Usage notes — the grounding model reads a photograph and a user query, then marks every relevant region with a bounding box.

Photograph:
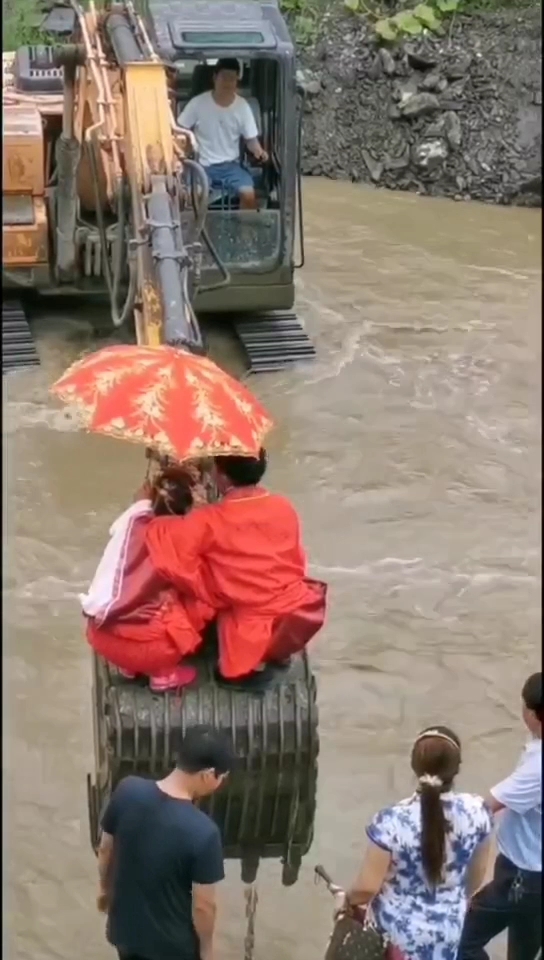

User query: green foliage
[3,0,49,51]
[349,0,460,40]
[436,0,460,10]
[412,2,442,27]
[344,0,539,41]
[280,0,320,46]
[342,0,377,12]
[374,16,398,37]
[392,9,428,32]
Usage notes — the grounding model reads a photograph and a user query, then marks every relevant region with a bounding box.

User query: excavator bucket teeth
[2,303,40,374]
[234,312,316,375]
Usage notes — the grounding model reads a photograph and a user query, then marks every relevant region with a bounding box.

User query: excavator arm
[57,0,207,350]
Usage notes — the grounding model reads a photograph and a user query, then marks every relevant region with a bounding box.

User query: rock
[404,44,438,72]
[305,79,323,96]
[379,48,396,76]
[448,80,467,98]
[331,60,357,86]
[394,77,419,102]
[296,69,322,96]
[445,56,472,80]
[443,111,462,150]
[362,149,384,182]
[533,91,542,106]
[399,92,441,118]
[517,175,541,197]
[314,42,328,63]
[413,139,449,171]
[438,99,463,112]
[350,168,361,183]
[464,155,480,176]
[394,55,410,78]
[368,55,382,81]
[425,117,446,137]
[388,105,401,120]
[419,72,443,92]
[385,152,410,171]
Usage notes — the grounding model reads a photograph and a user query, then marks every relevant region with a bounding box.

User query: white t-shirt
[179,91,258,167]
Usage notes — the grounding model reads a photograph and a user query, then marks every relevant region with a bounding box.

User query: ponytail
[420,781,448,887]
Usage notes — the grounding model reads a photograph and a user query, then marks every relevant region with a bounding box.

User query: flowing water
[3,180,541,960]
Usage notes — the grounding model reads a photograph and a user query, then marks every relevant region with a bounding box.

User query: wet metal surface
[3,180,541,959]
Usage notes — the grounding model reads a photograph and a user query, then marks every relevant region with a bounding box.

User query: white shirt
[178,91,258,167]
[491,737,542,872]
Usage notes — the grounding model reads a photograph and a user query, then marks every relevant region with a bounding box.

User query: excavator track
[2,302,40,374]
[233,312,316,375]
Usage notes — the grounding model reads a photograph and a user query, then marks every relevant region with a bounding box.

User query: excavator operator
[179,58,268,210]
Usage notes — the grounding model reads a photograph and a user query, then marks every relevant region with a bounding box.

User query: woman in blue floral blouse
[343,726,493,960]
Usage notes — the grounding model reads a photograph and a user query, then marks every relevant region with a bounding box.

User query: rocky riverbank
[297,8,542,205]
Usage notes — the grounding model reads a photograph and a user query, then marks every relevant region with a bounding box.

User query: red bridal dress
[82,500,215,677]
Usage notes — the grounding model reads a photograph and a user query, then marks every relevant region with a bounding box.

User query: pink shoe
[149,665,197,692]
[119,668,136,679]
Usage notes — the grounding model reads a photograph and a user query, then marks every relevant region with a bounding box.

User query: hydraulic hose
[183,159,231,293]
[86,134,136,328]
[182,158,209,241]
[199,228,231,293]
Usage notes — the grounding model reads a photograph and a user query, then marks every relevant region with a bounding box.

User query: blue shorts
[204,161,254,197]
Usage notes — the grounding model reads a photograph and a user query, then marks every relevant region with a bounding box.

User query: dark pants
[457,853,542,960]
[118,952,197,960]
[118,954,151,960]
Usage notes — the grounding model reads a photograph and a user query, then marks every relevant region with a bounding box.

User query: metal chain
[243,883,258,960]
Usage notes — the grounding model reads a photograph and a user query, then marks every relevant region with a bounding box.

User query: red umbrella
[51,344,274,460]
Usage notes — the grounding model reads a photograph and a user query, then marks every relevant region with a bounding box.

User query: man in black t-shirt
[96,725,235,960]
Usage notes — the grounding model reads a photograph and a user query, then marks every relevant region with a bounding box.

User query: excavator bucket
[87,651,319,886]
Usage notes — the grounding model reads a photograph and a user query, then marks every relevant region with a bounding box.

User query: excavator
[2,0,314,373]
[3,0,319,891]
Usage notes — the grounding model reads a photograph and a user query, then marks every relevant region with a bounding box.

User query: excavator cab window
[175,56,283,272]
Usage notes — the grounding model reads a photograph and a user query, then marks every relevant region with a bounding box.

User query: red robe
[85,508,215,675]
[146,486,327,678]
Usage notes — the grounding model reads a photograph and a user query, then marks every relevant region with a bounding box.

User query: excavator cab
[143,3,304,317]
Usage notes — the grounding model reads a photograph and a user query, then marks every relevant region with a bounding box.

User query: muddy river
[3,180,541,960]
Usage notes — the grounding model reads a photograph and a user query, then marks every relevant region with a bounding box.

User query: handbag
[324,912,387,960]
[316,865,388,960]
